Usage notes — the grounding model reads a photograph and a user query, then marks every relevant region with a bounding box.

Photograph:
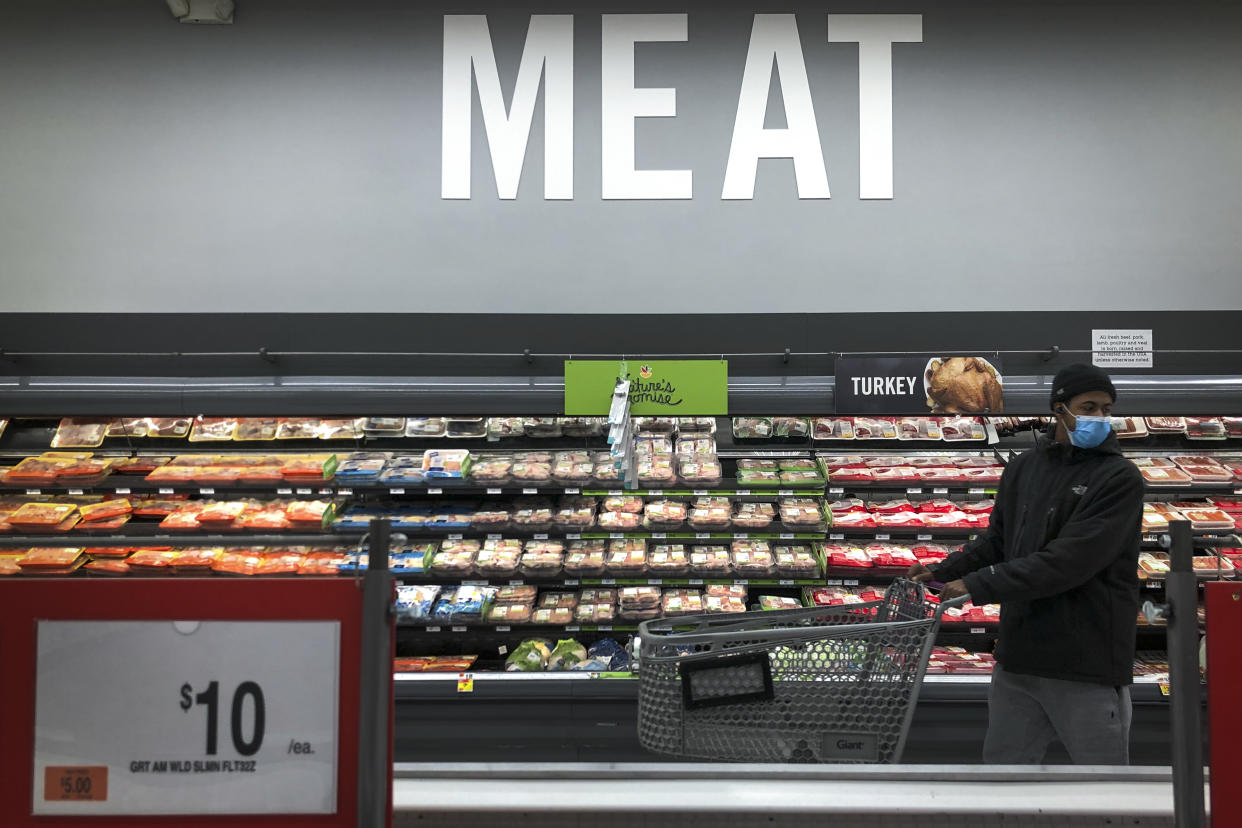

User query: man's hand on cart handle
[907,563,934,583]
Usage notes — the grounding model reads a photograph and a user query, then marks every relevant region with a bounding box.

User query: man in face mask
[908,363,1145,764]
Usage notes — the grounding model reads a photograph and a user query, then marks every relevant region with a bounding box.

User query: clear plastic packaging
[606,539,647,575]
[560,417,605,437]
[603,495,644,513]
[469,455,514,486]
[396,585,442,621]
[592,452,622,484]
[759,595,803,611]
[736,459,779,472]
[494,584,538,604]
[475,538,524,576]
[689,545,732,576]
[772,418,810,439]
[775,544,819,577]
[531,607,574,625]
[779,498,825,530]
[634,417,676,434]
[596,510,642,531]
[662,589,704,616]
[105,418,150,439]
[486,417,524,439]
[779,469,824,486]
[940,417,987,441]
[511,497,554,532]
[275,419,323,440]
[898,417,943,441]
[511,461,553,485]
[523,418,562,438]
[676,417,716,433]
[732,501,775,530]
[364,417,406,436]
[564,540,606,577]
[146,417,193,438]
[688,497,732,530]
[554,496,597,530]
[675,435,717,456]
[813,418,855,440]
[52,419,110,448]
[647,543,689,576]
[423,449,470,478]
[736,468,780,486]
[852,418,898,440]
[520,540,565,576]
[488,603,534,624]
[642,499,688,530]
[446,420,487,439]
[429,539,480,576]
[1144,417,1186,434]
[732,418,772,439]
[677,459,722,486]
[731,539,775,576]
[405,418,447,438]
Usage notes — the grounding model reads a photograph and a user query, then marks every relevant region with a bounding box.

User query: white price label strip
[33,620,338,816]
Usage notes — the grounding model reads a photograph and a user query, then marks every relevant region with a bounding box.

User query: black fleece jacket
[932,429,1145,686]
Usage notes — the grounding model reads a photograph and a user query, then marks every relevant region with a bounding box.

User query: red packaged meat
[827,498,867,513]
[874,511,925,527]
[829,511,876,528]
[915,468,967,483]
[917,499,959,514]
[871,466,918,483]
[1179,465,1232,483]
[819,455,866,469]
[830,467,873,483]
[1145,417,1185,433]
[1140,467,1193,486]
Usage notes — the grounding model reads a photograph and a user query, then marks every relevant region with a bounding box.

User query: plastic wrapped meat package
[553,496,597,530]
[403,418,446,438]
[731,539,775,577]
[774,544,819,578]
[606,539,647,575]
[732,418,772,439]
[511,458,553,485]
[899,418,942,441]
[940,417,987,441]
[675,434,716,457]
[736,459,779,472]
[428,539,479,576]
[306,418,362,440]
[813,418,855,440]
[1144,417,1185,434]
[520,540,564,577]
[647,543,689,576]
[634,417,676,434]
[779,498,825,530]
[771,418,810,439]
[636,456,676,487]
[736,468,780,486]
[678,458,722,486]
[676,417,716,434]
[618,586,662,621]
[830,466,873,484]
[233,418,279,441]
[732,501,775,530]
[662,589,704,617]
[364,417,406,436]
[823,544,874,569]
[704,584,747,614]
[759,596,803,611]
[1184,418,1227,440]
[564,540,607,577]
[779,469,825,486]
[852,418,898,440]
[642,499,687,530]
[603,495,644,514]
[422,449,470,478]
[596,509,641,531]
[689,545,731,576]
[147,417,193,438]
[559,417,605,437]
[510,497,554,532]
[468,454,513,486]
[486,417,524,439]
[51,419,110,448]
[475,539,523,577]
[446,419,487,439]
[188,417,239,442]
[592,452,622,484]
[105,418,150,439]
[551,452,594,486]
[688,497,731,530]
[1109,417,1148,439]
[487,602,534,625]
[523,418,562,438]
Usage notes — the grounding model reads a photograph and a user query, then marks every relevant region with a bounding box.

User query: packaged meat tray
[429,540,479,576]
[827,498,867,513]
[829,511,877,529]
[677,417,716,433]
[511,497,554,531]
[603,495,643,514]
[732,418,772,439]
[1185,417,1227,440]
[778,469,825,486]
[523,418,562,439]
[17,547,86,570]
[363,417,406,436]
[731,539,775,576]
[1128,456,1175,469]
[232,418,279,441]
[487,603,534,624]
[759,595,803,611]
[560,417,605,437]
[564,540,607,576]
[648,544,689,575]
[520,540,564,576]
[592,455,622,484]
[554,496,597,530]
[575,602,616,624]
[552,455,594,485]
[50,419,110,448]
[849,418,896,441]
[1179,509,1236,530]
[774,544,819,577]
[898,417,943,441]
[1178,465,1232,483]
[402,418,446,438]
[689,545,732,576]
[147,417,193,438]
[823,544,873,569]
[704,592,747,614]
[10,502,78,527]
[484,417,523,439]
[771,418,810,439]
[104,418,150,439]
[469,455,513,485]
[732,501,775,530]
[866,543,918,570]
[806,587,866,607]
[1138,552,1170,577]
[1140,467,1193,486]
[736,459,779,472]
[688,497,732,530]
[446,419,487,439]
[636,457,676,487]
[830,467,874,483]
[1109,417,1149,439]
[662,589,705,617]
[606,539,647,575]
[865,466,916,484]
[618,585,661,609]
[1222,418,1242,437]
[812,418,855,440]
[820,455,867,470]
[188,417,239,442]
[874,511,927,528]
[635,417,677,434]
[940,417,987,441]
[643,499,687,529]
[597,511,641,530]
[1145,417,1186,434]
[678,460,723,486]
[475,538,524,576]
[779,498,825,530]
[1192,556,1235,577]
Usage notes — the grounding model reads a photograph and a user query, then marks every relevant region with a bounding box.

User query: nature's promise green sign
[564,360,728,416]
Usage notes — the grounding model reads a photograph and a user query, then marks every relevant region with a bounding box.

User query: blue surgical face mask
[1061,410,1112,448]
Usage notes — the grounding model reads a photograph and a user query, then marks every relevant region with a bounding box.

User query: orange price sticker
[456,673,474,693]
[44,766,107,802]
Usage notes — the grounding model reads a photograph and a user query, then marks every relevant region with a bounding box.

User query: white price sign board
[1092,328,1153,368]
[33,620,339,816]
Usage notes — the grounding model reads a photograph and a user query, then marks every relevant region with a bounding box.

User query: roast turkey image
[924,357,1004,413]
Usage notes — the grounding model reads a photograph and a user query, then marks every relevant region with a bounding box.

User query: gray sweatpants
[983,665,1132,765]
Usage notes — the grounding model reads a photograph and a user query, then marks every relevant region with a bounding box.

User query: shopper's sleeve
[931,473,1007,583]
[962,464,1144,603]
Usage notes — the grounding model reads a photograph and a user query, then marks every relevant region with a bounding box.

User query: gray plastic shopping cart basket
[637,579,969,763]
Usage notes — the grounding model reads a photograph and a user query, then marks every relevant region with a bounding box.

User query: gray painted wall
[0,0,1239,313]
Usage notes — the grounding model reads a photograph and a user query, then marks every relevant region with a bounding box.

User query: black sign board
[835,356,1004,415]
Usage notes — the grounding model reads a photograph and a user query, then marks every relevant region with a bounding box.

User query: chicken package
[554,496,597,530]
[759,596,803,611]
[704,592,747,614]
[775,544,819,578]
[597,509,642,530]
[538,591,579,610]
[678,457,723,485]
[736,468,780,486]
[470,455,514,486]
[648,543,689,576]
[511,497,554,532]
[487,602,534,625]
[475,538,524,577]
[662,589,705,617]
[486,417,524,439]
[523,418,562,439]
[779,498,825,530]
[511,460,553,485]
[677,417,716,434]
[493,584,538,605]
[429,540,480,576]
[635,436,673,456]
[552,455,594,486]
[604,495,644,514]
[823,544,874,569]
[924,357,1003,414]
[564,540,607,577]
[731,539,775,577]
[520,540,565,577]
[643,499,688,530]
[470,506,512,531]
[690,545,732,576]
[560,417,605,437]
[779,469,825,486]
[618,585,662,610]
[732,501,775,530]
[592,453,623,484]
[635,417,677,434]
[871,466,919,483]
[606,539,648,575]
[830,511,877,529]
[688,497,732,530]
[636,456,676,487]
[363,417,406,436]
[737,459,779,472]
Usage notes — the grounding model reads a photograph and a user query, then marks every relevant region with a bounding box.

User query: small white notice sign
[33,620,339,816]
[1092,329,1153,368]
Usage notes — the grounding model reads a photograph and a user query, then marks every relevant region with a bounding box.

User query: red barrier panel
[0,577,389,828]
[1206,580,1241,827]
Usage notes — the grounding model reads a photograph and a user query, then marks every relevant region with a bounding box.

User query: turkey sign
[835,357,1004,415]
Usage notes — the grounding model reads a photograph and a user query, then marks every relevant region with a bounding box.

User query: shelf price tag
[688,578,703,585]
[295,488,312,496]
[917,534,933,541]
[829,534,845,541]
[564,579,579,586]
[159,488,176,495]
[875,534,891,541]
[907,488,923,495]
[608,490,623,496]
[487,534,502,541]
[427,488,443,495]
[779,533,795,540]
[337,488,352,496]
[566,533,582,540]
[564,488,580,495]
[456,674,474,693]
[115,488,131,496]
[648,578,663,585]
[389,488,406,495]
[844,579,859,586]
[533,533,549,540]
[933,488,949,495]
[695,533,710,539]
[734,533,749,540]
[779,580,795,586]
[736,489,751,496]
[486,488,502,495]
[451,626,467,633]
[968,488,986,495]
[276,488,293,495]
[198,488,214,496]
[25,488,42,496]
[425,626,441,632]
[67,489,84,496]
[32,620,338,816]
[829,487,844,495]
[651,532,666,539]
[522,488,537,495]
[778,489,794,496]
[692,490,708,496]
[610,533,624,539]
[970,627,986,634]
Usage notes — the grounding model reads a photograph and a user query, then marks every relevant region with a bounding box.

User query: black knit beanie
[1050,363,1117,409]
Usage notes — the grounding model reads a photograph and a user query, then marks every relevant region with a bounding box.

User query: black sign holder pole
[358,518,394,827]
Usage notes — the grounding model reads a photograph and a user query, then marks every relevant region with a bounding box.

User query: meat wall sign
[442,13,921,201]
[835,357,1004,415]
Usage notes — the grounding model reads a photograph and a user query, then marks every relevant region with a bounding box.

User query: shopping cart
[637,579,969,764]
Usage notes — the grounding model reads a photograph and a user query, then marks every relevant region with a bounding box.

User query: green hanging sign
[564,360,729,416]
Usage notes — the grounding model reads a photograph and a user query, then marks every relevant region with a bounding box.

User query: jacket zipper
[1011,504,1029,557]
